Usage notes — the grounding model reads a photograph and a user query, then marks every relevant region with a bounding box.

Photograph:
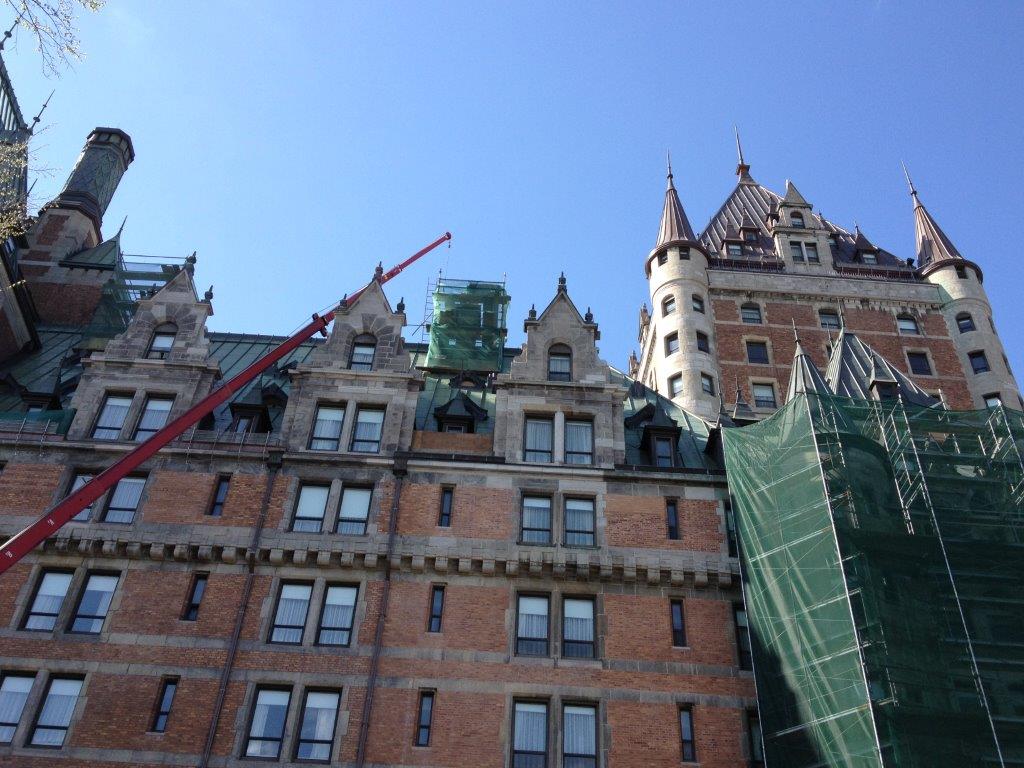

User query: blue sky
[5,1,1024,373]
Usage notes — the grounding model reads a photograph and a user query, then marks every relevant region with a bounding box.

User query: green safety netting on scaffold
[425,278,510,372]
[722,393,1024,768]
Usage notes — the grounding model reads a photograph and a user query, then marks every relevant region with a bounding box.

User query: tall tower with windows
[636,161,719,419]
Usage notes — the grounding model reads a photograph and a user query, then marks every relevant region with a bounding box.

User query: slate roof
[655,169,697,247]
[911,188,963,267]
[786,338,832,402]
[824,330,939,408]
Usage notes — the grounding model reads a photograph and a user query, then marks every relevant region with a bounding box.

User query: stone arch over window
[349,333,377,370]
[146,322,177,360]
[896,314,920,336]
[547,343,572,382]
[790,212,805,228]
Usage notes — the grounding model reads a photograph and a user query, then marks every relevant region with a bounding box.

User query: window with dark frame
[740,304,762,324]
[317,585,358,646]
[146,323,177,360]
[270,583,312,644]
[563,704,598,767]
[150,678,178,733]
[969,350,990,374]
[309,405,345,450]
[752,383,777,409]
[415,690,434,746]
[862,251,878,265]
[564,499,595,547]
[565,420,593,465]
[897,315,920,335]
[957,313,976,333]
[655,436,675,467]
[245,688,290,759]
[92,394,132,440]
[790,212,804,228]
[525,417,554,463]
[516,594,550,656]
[700,374,715,396]
[657,253,667,266]
[562,597,595,659]
[29,677,82,748]
[734,605,753,670]
[662,295,676,316]
[182,573,207,621]
[789,242,804,262]
[0,673,33,743]
[692,295,705,313]
[956,264,967,279]
[67,473,94,522]
[679,247,690,260]
[296,690,340,761]
[349,335,376,371]
[805,243,819,263]
[337,486,372,535]
[428,585,445,633]
[292,484,330,533]
[666,499,679,540]
[727,243,743,258]
[208,476,230,517]
[696,331,709,353]
[907,352,932,376]
[819,310,840,330]
[103,475,145,523]
[670,599,686,647]
[548,345,572,382]
[351,407,385,452]
[70,573,118,634]
[133,396,173,441]
[746,341,769,365]
[669,374,683,398]
[748,708,764,765]
[521,496,552,544]
[24,570,72,631]
[678,706,696,762]
[512,700,547,767]
[984,393,1002,409]
[665,332,680,356]
[438,487,453,527]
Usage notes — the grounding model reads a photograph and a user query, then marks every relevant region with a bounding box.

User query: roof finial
[0,16,18,52]
[666,150,675,190]
[734,125,751,180]
[29,90,54,134]
[792,319,800,344]
[115,215,127,238]
[900,160,917,196]
[204,285,214,302]
[557,272,567,293]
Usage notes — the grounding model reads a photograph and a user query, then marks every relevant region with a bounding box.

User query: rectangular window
[789,242,804,262]
[969,350,990,374]
[415,690,434,746]
[309,406,345,451]
[984,393,1002,409]
[512,701,547,767]
[748,709,764,765]
[438,487,453,527]
[695,331,709,353]
[0,674,34,743]
[270,583,312,644]
[564,420,593,465]
[725,500,738,558]
[521,496,552,544]
[525,417,554,463]
[563,704,597,767]
[670,599,686,647]
[564,498,595,547]
[862,252,878,265]
[350,342,376,371]
[133,397,173,441]
[70,573,118,634]
[30,677,82,747]
[208,476,230,517]
[727,243,742,258]
[897,316,920,335]
[245,688,290,759]
[741,305,762,324]
[752,383,777,409]
[907,352,932,376]
[957,314,976,333]
[297,690,340,762]
[428,585,445,633]
[562,598,595,659]
[24,570,72,631]
[350,407,384,453]
[548,351,572,381]
[67,473,94,522]
[669,374,683,398]
[150,678,177,733]
[292,484,330,533]
[92,394,132,440]
[805,243,819,263]
[679,707,696,762]
[655,437,674,468]
[516,595,550,656]
[734,605,753,670]
[147,331,175,360]
[337,487,372,535]
[700,373,715,396]
[746,341,769,365]
[665,333,680,355]
[819,311,840,330]
[666,499,679,540]
[102,476,145,523]
[662,296,676,316]
[317,585,357,646]
[182,574,208,622]
[691,295,705,313]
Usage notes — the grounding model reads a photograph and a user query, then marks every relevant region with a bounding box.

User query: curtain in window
[310,407,344,449]
[563,705,596,758]
[32,679,81,745]
[518,597,548,640]
[521,498,551,542]
[0,676,32,740]
[565,422,592,463]
[564,500,594,545]
[514,702,547,751]
[97,397,131,429]
[525,419,553,460]
[26,572,71,629]
[294,486,329,531]
[137,399,172,433]
[273,585,311,642]
[563,600,594,643]
[299,691,339,756]
[247,690,289,756]
[78,575,117,621]
[338,488,371,534]
[107,477,145,522]
[320,586,357,644]
[354,410,384,442]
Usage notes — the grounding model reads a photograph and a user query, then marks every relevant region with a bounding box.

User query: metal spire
[666,150,674,190]
[0,16,19,52]
[901,160,922,209]
[29,90,54,134]
[734,125,752,181]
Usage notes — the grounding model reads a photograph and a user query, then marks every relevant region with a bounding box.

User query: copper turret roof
[655,161,697,247]
[905,168,964,266]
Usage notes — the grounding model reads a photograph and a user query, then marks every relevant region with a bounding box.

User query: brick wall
[411,430,493,454]
[0,462,63,517]
[605,494,721,552]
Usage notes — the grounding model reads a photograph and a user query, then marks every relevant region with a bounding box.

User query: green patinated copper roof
[60,234,121,269]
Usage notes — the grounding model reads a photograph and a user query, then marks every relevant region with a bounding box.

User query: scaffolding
[722,393,1024,768]
[424,278,509,372]
[82,253,187,344]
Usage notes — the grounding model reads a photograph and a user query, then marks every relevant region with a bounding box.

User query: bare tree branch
[4,0,104,77]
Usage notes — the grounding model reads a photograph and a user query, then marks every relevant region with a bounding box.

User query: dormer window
[790,212,805,228]
[349,334,376,371]
[805,243,819,263]
[743,230,757,242]
[146,323,177,360]
[547,344,572,382]
[727,243,743,258]
[861,252,878,265]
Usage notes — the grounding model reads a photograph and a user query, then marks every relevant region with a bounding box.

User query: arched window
[547,344,572,381]
[349,334,376,370]
[146,323,177,360]
[741,303,762,324]
[662,295,676,316]
[896,315,920,335]
[956,312,976,333]
[790,212,805,228]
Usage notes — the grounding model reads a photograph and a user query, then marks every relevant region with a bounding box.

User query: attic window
[548,344,572,382]
[146,323,177,360]
[727,243,743,258]
[819,310,840,330]
[862,252,878,265]
[743,230,757,242]
[791,213,805,228]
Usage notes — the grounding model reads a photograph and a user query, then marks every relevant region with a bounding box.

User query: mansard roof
[825,330,939,408]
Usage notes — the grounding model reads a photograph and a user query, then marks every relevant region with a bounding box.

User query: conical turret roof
[656,162,696,247]
[786,337,831,403]
[905,172,963,266]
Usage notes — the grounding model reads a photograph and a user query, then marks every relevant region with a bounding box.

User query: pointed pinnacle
[734,125,744,165]
[29,89,54,133]
[792,319,800,344]
[900,160,917,196]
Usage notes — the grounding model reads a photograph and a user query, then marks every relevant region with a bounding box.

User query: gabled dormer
[851,227,880,265]
[777,180,814,231]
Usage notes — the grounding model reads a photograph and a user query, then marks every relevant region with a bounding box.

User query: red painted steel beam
[0,231,451,575]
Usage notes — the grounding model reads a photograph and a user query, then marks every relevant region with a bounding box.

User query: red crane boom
[0,232,452,575]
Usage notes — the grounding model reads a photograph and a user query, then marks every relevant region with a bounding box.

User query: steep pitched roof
[781,180,809,206]
[824,330,939,408]
[786,338,831,402]
[911,187,963,266]
[655,166,696,247]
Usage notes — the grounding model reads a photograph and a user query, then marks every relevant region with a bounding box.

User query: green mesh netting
[425,279,509,372]
[723,393,1024,768]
